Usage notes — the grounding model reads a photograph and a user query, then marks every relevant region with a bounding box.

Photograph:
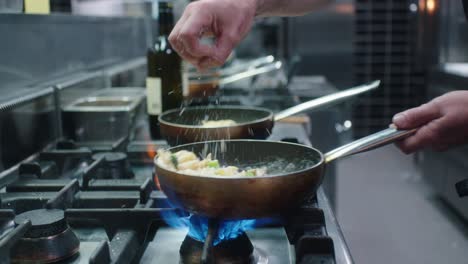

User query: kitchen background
[0,0,468,263]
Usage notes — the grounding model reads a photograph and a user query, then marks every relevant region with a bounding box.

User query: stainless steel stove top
[0,122,352,264]
[0,74,354,263]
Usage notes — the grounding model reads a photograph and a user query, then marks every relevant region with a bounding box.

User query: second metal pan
[159,80,380,145]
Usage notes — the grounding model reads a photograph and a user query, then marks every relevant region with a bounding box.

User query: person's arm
[257,0,331,16]
[169,0,332,70]
[392,91,468,153]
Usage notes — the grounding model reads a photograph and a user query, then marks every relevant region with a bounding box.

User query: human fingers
[210,31,238,66]
[431,111,468,151]
[392,102,441,130]
[175,5,217,59]
[186,28,238,70]
[177,45,201,65]
[396,117,445,154]
[195,57,219,71]
[169,9,191,56]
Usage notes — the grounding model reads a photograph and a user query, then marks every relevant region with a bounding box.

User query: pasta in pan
[200,119,237,127]
[156,149,267,177]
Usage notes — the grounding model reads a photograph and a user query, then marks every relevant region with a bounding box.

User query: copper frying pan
[155,126,416,219]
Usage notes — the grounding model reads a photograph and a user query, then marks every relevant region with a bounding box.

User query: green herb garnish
[207,160,220,168]
[170,154,178,169]
[245,169,256,177]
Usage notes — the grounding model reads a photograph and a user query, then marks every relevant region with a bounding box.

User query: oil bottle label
[146,77,162,115]
[24,0,50,14]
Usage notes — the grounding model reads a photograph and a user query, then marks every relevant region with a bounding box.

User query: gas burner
[180,233,257,264]
[10,209,80,263]
[91,152,134,179]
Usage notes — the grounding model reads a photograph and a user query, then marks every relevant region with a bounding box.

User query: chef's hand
[168,0,257,70]
[392,91,468,154]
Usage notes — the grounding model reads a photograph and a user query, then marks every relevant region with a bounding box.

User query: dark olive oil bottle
[147,1,187,139]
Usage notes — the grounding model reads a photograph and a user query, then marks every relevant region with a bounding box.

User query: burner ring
[180,232,255,264]
[91,152,134,179]
[11,209,80,263]
[14,209,67,238]
[11,228,80,263]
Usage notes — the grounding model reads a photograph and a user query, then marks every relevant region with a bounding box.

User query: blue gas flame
[161,209,259,245]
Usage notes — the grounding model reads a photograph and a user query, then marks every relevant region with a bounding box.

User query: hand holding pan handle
[324,125,417,163]
[274,80,381,121]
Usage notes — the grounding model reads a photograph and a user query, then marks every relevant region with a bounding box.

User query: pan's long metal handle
[324,126,417,163]
[218,61,282,85]
[220,55,275,76]
[273,80,381,122]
